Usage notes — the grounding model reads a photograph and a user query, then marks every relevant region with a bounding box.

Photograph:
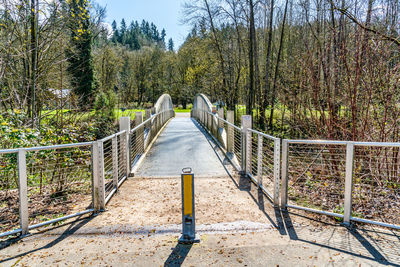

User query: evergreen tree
[120,18,127,44]
[67,0,96,110]
[161,28,166,48]
[150,23,159,41]
[111,20,119,43]
[168,38,174,51]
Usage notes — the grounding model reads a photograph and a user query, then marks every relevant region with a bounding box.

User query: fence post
[280,139,289,209]
[273,138,281,207]
[119,117,130,176]
[344,142,355,226]
[218,108,224,128]
[145,109,151,129]
[206,112,209,131]
[18,149,28,235]
[227,110,234,153]
[112,136,118,190]
[135,112,144,154]
[212,115,218,137]
[98,141,106,210]
[92,142,101,212]
[241,115,252,173]
[257,134,263,186]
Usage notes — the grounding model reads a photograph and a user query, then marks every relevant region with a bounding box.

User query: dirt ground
[0,173,399,266]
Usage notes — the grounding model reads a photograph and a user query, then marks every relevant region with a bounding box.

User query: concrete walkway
[136,113,228,178]
[1,176,398,266]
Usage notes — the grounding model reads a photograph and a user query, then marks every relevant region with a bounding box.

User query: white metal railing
[191,108,281,207]
[281,139,400,230]
[0,142,95,238]
[0,107,174,239]
[247,128,281,206]
[191,95,399,231]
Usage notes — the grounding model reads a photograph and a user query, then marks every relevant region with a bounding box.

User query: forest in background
[0,0,399,144]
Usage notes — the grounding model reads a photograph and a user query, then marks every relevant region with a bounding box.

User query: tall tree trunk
[260,0,274,130]
[247,0,256,118]
[204,0,228,99]
[268,0,288,130]
[29,0,39,126]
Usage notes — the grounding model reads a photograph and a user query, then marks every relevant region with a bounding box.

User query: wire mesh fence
[352,144,400,225]
[26,144,93,227]
[0,151,20,234]
[286,142,346,215]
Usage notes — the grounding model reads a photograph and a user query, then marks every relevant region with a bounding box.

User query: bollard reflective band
[183,174,193,216]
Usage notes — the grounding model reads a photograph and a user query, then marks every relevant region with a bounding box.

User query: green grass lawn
[116,109,145,120]
[174,108,191,113]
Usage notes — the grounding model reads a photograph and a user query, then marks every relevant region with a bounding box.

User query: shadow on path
[164,243,193,267]
[0,214,94,264]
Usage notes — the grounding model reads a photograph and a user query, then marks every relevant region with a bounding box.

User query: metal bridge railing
[247,129,281,206]
[192,104,399,230]
[191,109,281,206]
[0,108,175,239]
[281,140,400,230]
[0,143,95,239]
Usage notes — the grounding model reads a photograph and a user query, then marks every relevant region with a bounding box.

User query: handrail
[247,128,278,141]
[130,109,173,133]
[99,130,127,143]
[0,142,94,154]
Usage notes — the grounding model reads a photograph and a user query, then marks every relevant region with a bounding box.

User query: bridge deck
[136,113,228,178]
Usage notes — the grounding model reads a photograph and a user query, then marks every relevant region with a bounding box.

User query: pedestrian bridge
[0,94,399,266]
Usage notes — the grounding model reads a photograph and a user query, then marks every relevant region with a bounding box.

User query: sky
[95,0,191,48]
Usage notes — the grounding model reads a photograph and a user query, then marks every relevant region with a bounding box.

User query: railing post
[241,115,252,173]
[206,112,209,131]
[344,142,355,226]
[257,134,263,186]
[227,110,234,153]
[98,141,105,210]
[218,108,224,128]
[273,138,281,207]
[280,139,289,209]
[119,117,130,176]
[145,109,151,129]
[92,142,104,213]
[246,131,252,174]
[135,112,144,154]
[112,136,118,191]
[18,149,28,235]
[212,115,217,137]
